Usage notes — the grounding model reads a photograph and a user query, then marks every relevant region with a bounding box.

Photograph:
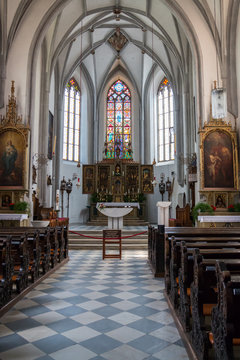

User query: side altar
[83,160,153,223]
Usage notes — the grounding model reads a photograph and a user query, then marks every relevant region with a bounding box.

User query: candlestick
[56,189,60,210]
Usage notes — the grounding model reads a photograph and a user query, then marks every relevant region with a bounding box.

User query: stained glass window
[63,78,80,162]
[157,77,174,162]
[106,80,132,159]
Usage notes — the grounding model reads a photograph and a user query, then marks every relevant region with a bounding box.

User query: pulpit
[97,202,140,229]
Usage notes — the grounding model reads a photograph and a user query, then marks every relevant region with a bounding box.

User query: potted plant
[13,201,29,213]
[192,202,214,224]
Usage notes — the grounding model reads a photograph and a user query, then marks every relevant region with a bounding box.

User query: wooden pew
[0,237,13,306]
[178,242,240,331]
[10,235,29,293]
[168,236,240,309]
[211,261,240,360]
[63,225,69,258]
[56,226,65,262]
[148,225,165,277]
[190,253,240,360]
[165,229,240,299]
[49,228,58,268]
[0,228,50,278]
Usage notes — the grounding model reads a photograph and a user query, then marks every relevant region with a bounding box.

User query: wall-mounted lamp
[66,179,73,218]
[159,175,166,201]
[60,177,66,217]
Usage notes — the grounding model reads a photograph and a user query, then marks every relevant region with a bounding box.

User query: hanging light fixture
[211,0,227,119]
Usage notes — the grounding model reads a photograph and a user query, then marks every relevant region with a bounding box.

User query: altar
[0,213,29,227]
[97,202,140,229]
[198,214,240,227]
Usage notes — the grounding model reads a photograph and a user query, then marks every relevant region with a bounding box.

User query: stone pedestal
[156,201,171,226]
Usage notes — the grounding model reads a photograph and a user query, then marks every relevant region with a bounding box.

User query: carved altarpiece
[0,81,30,209]
[199,118,238,209]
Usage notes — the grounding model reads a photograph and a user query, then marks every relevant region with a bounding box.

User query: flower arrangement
[228,204,240,212]
[192,202,214,224]
[98,203,106,210]
[9,203,15,210]
[211,205,216,211]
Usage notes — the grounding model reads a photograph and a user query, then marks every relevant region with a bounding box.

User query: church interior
[0,0,240,359]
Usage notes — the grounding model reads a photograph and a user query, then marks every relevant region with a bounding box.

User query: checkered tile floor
[0,251,189,360]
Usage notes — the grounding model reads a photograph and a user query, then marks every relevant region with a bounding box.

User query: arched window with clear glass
[105,79,132,159]
[63,77,80,162]
[157,78,174,162]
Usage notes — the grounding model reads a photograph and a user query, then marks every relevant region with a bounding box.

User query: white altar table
[96,202,139,229]
[0,213,29,227]
[198,215,240,227]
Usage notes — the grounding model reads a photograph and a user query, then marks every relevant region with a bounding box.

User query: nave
[0,250,189,360]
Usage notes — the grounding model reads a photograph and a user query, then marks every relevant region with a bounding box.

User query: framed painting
[0,129,28,189]
[0,192,13,209]
[98,165,110,192]
[0,81,30,190]
[82,165,95,194]
[214,192,228,209]
[126,165,139,193]
[141,165,153,194]
[199,120,238,191]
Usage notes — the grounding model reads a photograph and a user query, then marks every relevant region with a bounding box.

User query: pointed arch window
[63,78,80,162]
[106,79,132,159]
[157,77,174,162]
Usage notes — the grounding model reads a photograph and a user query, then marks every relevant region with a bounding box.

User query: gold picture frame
[199,119,238,191]
[0,192,13,209]
[0,81,30,190]
[82,165,95,194]
[140,165,153,194]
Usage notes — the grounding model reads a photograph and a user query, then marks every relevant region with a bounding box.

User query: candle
[53,136,56,155]
[56,189,60,210]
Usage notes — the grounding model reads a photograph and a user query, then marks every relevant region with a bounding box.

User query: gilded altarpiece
[0,81,30,209]
[82,161,153,200]
[199,119,238,208]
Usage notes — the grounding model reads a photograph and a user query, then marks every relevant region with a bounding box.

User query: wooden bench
[211,261,240,360]
[168,236,240,309]
[148,225,165,276]
[178,242,240,331]
[0,237,12,307]
[10,235,29,293]
[165,229,240,299]
[190,254,240,360]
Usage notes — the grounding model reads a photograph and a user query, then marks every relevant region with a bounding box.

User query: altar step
[86,219,149,227]
[68,230,148,250]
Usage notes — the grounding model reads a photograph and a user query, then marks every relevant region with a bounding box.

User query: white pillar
[156,201,171,226]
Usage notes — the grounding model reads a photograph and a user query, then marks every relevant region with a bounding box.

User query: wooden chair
[103,230,121,260]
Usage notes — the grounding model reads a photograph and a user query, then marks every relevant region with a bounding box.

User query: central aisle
[0,251,189,360]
